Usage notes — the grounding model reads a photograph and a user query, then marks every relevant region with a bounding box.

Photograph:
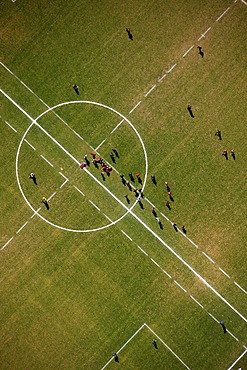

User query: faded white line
[162,269,172,279]
[48,192,56,201]
[158,73,167,82]
[1,237,14,250]
[167,63,177,73]
[89,200,101,211]
[216,7,230,22]
[95,139,106,151]
[234,282,247,295]
[4,120,17,132]
[151,258,160,268]
[241,0,247,4]
[182,45,194,58]
[121,230,133,241]
[190,295,204,309]
[110,119,124,134]
[40,154,54,167]
[73,185,85,196]
[145,324,191,370]
[219,267,230,279]
[59,179,68,189]
[24,139,36,150]
[59,171,68,181]
[227,347,247,370]
[202,251,215,264]
[145,84,156,97]
[129,100,142,114]
[101,324,146,370]
[137,245,149,256]
[174,280,187,293]
[16,221,29,234]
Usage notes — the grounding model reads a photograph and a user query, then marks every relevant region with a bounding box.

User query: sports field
[1,0,247,369]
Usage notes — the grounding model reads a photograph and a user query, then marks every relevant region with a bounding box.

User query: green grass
[1,0,247,369]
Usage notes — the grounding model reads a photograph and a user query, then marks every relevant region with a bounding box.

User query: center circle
[16,100,148,232]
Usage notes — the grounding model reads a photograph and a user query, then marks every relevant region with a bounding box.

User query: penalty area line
[144,324,191,370]
[4,120,17,132]
[101,324,146,370]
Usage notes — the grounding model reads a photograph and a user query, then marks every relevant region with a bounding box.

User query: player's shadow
[44,203,49,210]
[138,200,144,209]
[159,222,163,230]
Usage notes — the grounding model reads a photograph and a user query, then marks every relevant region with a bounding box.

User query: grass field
[1,0,247,369]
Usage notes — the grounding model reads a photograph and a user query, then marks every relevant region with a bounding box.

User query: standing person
[136,173,142,185]
[109,152,116,163]
[129,172,134,182]
[182,225,187,234]
[197,45,204,58]
[164,181,170,191]
[230,149,235,160]
[222,149,228,160]
[152,339,158,349]
[151,174,157,185]
[168,191,174,202]
[29,172,37,185]
[220,321,227,334]
[187,104,194,118]
[113,352,119,362]
[124,194,130,204]
[84,155,90,166]
[172,222,178,232]
[41,196,49,210]
[151,207,157,217]
[72,84,79,95]
[215,129,222,140]
[126,28,133,41]
[166,200,171,210]
[112,148,119,158]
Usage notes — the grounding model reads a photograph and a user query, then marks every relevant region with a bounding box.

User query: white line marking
[16,221,29,234]
[234,282,247,294]
[202,251,215,264]
[185,237,199,249]
[4,120,17,132]
[145,84,156,97]
[1,237,14,250]
[137,245,149,257]
[219,267,230,279]
[30,208,41,219]
[95,139,106,151]
[167,63,177,73]
[40,154,54,167]
[2,90,247,323]
[158,73,167,82]
[59,171,68,181]
[73,185,85,196]
[162,269,172,279]
[89,200,101,212]
[216,7,230,22]
[204,27,211,35]
[174,280,187,293]
[24,139,36,150]
[102,212,113,222]
[101,324,146,370]
[190,295,204,309]
[227,330,239,342]
[129,100,142,114]
[228,347,247,370]
[241,0,247,4]
[110,119,124,134]
[145,324,191,369]
[121,230,133,241]
[207,312,218,323]
[73,131,84,140]
[48,192,56,201]
[182,45,194,58]
[59,179,68,189]
[151,258,160,268]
